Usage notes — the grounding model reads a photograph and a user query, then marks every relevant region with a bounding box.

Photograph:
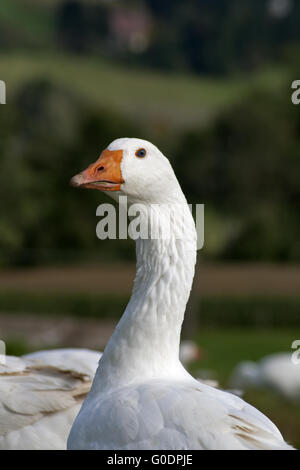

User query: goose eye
[135,148,147,158]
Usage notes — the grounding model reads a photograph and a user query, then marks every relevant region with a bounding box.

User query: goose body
[67,138,293,450]
[0,348,101,449]
[230,353,300,402]
[0,343,204,449]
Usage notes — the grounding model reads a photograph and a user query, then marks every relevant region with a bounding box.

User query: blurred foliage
[56,1,108,54]
[0,79,140,265]
[53,0,300,75]
[1,1,300,75]
[55,0,300,75]
[5,337,31,356]
[173,84,300,261]
[0,0,54,49]
[141,0,300,74]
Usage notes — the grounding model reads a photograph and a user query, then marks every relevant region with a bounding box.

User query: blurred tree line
[1,0,300,75]
[54,0,300,75]
[1,75,299,266]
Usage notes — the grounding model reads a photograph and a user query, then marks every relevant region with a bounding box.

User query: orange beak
[70,149,124,191]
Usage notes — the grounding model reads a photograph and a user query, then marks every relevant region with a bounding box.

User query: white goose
[0,348,101,449]
[229,353,300,403]
[67,137,294,450]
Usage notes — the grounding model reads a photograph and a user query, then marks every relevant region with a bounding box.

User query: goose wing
[0,348,101,449]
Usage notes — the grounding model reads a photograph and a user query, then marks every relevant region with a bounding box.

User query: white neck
[92,200,197,393]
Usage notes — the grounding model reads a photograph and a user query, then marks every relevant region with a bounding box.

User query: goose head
[70,137,183,204]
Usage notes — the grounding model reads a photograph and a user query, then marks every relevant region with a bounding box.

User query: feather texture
[0,348,101,449]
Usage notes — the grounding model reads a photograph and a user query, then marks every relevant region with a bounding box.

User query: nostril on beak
[97,166,104,172]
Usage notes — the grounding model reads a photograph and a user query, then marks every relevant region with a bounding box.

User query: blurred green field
[192,328,297,383]
[0,52,288,129]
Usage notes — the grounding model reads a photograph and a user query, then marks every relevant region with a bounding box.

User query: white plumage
[229,353,300,402]
[66,138,294,450]
[0,342,206,450]
[0,348,101,449]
